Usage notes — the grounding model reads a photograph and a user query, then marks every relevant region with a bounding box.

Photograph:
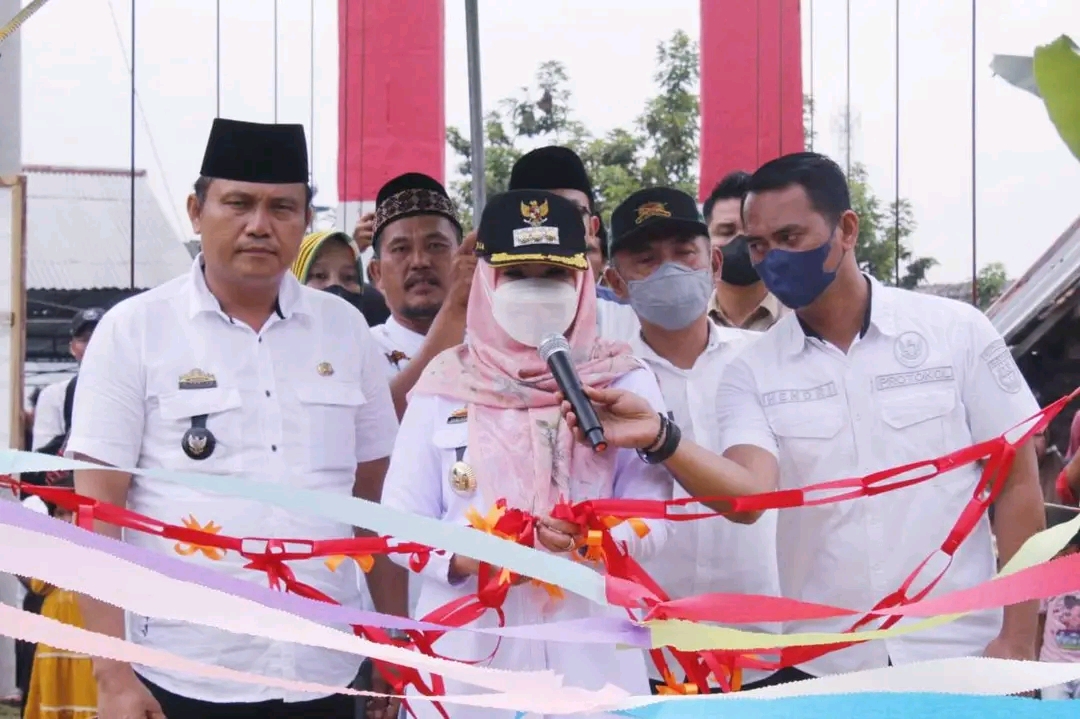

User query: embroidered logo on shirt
[386,350,410,369]
[174,515,226,560]
[317,362,335,377]
[980,339,1022,394]
[893,331,929,369]
[178,369,217,390]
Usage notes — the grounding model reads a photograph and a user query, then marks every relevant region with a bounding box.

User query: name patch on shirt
[981,339,1023,394]
[874,366,955,391]
[761,382,838,407]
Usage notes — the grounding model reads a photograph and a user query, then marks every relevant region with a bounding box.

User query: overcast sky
[15,0,1080,283]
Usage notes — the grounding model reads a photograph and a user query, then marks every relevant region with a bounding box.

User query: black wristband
[638,415,681,465]
[641,412,667,453]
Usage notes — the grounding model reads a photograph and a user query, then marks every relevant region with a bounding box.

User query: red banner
[698,0,805,200]
[337,0,445,210]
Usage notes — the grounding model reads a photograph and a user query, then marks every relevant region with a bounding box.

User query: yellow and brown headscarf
[291,231,360,284]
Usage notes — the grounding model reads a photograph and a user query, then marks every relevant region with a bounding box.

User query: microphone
[538,333,607,452]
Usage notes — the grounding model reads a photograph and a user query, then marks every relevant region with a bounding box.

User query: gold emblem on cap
[634,202,671,224]
[317,362,335,377]
[449,461,477,497]
[520,199,550,227]
[178,368,217,390]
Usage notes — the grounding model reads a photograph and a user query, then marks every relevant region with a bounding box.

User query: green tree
[976,261,1009,309]
[847,162,937,287]
[446,30,700,229]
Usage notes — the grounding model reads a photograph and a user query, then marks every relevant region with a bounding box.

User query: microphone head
[538,333,571,362]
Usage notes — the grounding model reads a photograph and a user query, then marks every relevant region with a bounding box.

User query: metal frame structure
[0,174,27,450]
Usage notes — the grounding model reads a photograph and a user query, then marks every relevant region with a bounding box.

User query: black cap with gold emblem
[609,186,709,255]
[475,190,588,272]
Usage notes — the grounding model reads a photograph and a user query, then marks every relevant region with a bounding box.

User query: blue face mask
[754,234,839,310]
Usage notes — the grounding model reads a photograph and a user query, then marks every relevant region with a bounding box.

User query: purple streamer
[0,500,648,648]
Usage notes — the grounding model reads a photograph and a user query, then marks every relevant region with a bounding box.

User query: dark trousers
[16,589,46,711]
[141,676,356,719]
[649,666,814,695]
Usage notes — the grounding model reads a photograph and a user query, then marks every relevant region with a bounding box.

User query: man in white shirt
[568,152,1046,685]
[507,146,640,342]
[366,173,473,417]
[31,308,104,452]
[67,118,403,719]
[604,187,782,692]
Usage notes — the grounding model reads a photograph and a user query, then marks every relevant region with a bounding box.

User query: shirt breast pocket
[156,388,244,473]
[432,424,473,510]
[766,404,846,484]
[296,381,366,472]
[878,386,957,472]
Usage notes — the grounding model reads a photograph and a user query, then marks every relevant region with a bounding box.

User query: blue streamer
[615,694,1075,719]
[0,450,608,604]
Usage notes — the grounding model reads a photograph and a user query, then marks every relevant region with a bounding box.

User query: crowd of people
[7,116,1080,719]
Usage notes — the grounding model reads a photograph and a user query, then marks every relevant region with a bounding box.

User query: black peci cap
[476,190,588,272]
[199,118,309,184]
[509,146,593,202]
[609,187,709,254]
[71,307,105,337]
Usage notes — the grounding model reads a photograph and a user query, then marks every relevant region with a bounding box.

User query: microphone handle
[547,351,607,451]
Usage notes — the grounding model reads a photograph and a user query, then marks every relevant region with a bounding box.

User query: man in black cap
[67,118,403,719]
[31,307,104,453]
[604,186,783,693]
[508,146,638,339]
[366,172,473,419]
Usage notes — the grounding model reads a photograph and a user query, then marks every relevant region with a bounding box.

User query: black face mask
[322,284,365,313]
[719,235,761,287]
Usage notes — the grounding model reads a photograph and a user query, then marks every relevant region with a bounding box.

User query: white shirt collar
[186,254,311,321]
[383,315,427,347]
[631,319,738,371]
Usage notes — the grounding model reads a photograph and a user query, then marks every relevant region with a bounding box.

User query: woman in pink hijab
[381,190,672,718]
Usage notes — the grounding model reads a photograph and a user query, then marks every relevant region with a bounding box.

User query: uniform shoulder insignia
[446,408,468,425]
[178,369,217,390]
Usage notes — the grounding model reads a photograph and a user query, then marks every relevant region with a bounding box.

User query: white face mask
[490,276,579,347]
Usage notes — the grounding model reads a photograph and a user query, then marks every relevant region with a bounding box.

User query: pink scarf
[412,262,641,514]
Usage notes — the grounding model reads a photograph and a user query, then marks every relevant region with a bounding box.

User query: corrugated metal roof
[985,214,1080,345]
[23,165,192,290]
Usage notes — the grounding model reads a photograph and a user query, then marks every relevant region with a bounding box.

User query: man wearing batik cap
[366,172,475,418]
[67,118,403,719]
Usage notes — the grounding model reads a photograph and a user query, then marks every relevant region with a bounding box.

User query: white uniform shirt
[32,379,68,450]
[381,368,672,719]
[597,296,640,343]
[65,257,399,703]
[633,322,781,686]
[370,316,426,378]
[715,277,1040,676]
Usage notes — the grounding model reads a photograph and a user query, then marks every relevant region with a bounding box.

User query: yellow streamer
[650,512,1080,651]
[0,0,51,46]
